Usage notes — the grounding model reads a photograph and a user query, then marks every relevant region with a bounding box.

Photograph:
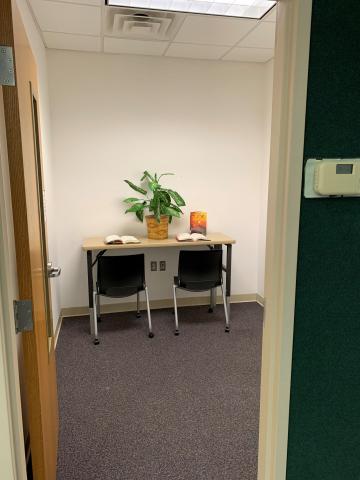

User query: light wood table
[82,232,235,331]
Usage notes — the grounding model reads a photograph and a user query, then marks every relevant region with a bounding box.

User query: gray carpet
[56,302,263,480]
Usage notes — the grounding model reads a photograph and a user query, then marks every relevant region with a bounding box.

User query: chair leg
[136,291,141,318]
[92,291,100,344]
[221,283,230,333]
[97,293,101,323]
[173,285,179,336]
[144,286,154,338]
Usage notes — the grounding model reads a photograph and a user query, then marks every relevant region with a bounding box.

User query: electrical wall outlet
[150,261,157,271]
[160,261,166,271]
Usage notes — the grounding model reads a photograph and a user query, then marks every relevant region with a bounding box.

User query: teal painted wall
[286,1,360,478]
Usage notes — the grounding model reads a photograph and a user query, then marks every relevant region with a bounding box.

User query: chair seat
[174,276,220,292]
[99,285,143,298]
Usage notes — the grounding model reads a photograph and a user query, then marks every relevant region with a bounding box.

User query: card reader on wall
[304,159,360,198]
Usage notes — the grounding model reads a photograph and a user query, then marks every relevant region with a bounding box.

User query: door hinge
[0,46,15,86]
[13,300,33,333]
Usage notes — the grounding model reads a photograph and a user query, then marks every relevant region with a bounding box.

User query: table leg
[209,288,217,312]
[226,244,232,317]
[87,250,94,335]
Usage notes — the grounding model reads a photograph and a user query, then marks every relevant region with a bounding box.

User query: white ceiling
[28,0,276,62]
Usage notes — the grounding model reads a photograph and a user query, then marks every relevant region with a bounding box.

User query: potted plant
[123,171,186,240]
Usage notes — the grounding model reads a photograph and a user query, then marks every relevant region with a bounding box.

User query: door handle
[47,262,61,278]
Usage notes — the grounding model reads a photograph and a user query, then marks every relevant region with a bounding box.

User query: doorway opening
[0,0,312,479]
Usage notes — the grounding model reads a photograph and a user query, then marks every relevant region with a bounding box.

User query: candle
[190,211,207,235]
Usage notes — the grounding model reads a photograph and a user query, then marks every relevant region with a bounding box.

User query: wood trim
[258,1,313,479]
[59,294,262,320]
[1,2,59,478]
[0,3,46,472]
[0,4,32,301]
[0,87,27,479]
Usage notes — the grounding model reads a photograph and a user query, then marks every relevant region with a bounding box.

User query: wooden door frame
[0,0,312,478]
[0,86,27,480]
[0,0,59,478]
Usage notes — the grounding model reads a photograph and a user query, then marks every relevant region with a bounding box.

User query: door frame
[258,0,313,479]
[0,0,312,478]
[0,86,27,480]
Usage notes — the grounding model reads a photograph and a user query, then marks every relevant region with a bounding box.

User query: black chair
[172,250,230,335]
[92,254,153,345]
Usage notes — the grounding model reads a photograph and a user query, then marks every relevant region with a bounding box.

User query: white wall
[16,0,61,332]
[47,50,273,309]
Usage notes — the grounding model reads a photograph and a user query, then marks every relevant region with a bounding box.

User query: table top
[82,232,235,251]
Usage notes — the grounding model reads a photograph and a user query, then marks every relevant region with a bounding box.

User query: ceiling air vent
[104,7,184,41]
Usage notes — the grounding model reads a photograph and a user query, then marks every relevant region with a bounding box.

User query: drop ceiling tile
[31,1,101,36]
[43,32,101,52]
[104,37,169,55]
[223,47,273,62]
[173,15,257,46]
[165,43,229,60]
[238,21,275,48]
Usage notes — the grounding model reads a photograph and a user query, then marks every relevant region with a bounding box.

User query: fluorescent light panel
[107,0,277,19]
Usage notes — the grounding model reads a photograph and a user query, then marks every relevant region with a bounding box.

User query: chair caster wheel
[148,332,154,338]
[136,313,141,318]
[93,338,100,345]
[208,308,213,313]
[174,330,179,336]
[225,326,230,333]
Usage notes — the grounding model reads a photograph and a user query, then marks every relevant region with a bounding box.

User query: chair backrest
[178,250,223,290]
[97,254,145,297]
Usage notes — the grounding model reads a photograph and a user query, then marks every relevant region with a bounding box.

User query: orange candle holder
[190,211,207,235]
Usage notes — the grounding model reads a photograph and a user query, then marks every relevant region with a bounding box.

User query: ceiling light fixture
[106,0,277,20]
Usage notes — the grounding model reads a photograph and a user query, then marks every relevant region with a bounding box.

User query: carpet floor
[56,302,263,480]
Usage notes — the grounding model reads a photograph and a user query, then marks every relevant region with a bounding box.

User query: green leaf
[158,172,174,181]
[124,180,147,195]
[136,209,144,222]
[123,197,141,203]
[168,189,185,206]
[125,203,145,213]
[164,206,181,218]
[169,204,183,213]
[141,171,155,182]
[158,190,171,206]
[148,181,159,192]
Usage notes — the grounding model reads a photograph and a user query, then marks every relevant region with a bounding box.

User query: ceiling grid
[28,0,276,61]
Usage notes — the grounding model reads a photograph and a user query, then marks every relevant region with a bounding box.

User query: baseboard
[256,294,265,306]
[60,293,264,319]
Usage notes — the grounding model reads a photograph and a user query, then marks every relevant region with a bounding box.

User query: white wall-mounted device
[304,158,360,198]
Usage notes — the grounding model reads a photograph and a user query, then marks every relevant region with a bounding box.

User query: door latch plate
[0,46,15,86]
[13,300,33,333]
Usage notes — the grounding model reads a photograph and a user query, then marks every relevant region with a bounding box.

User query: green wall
[286,1,360,478]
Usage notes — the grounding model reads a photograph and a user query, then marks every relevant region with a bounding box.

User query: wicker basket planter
[146,215,169,240]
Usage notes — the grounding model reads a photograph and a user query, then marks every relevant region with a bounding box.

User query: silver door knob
[47,262,61,278]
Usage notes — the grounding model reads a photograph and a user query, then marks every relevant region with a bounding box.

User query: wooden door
[0,1,59,479]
